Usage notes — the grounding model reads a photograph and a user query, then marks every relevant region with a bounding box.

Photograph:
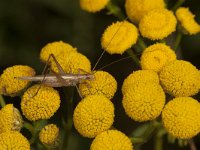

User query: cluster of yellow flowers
[79,0,200,147]
[0,0,200,149]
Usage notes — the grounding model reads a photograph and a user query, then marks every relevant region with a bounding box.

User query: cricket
[17,21,130,98]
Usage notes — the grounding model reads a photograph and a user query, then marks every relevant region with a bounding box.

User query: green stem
[142,121,162,141]
[174,31,183,51]
[126,49,141,67]
[154,129,167,150]
[106,1,125,20]
[0,95,6,107]
[130,137,144,144]
[23,121,34,134]
[137,36,147,50]
[172,0,186,12]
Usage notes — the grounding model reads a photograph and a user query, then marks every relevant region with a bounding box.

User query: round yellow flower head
[50,52,91,74]
[122,70,159,95]
[123,82,165,122]
[40,41,77,62]
[176,7,200,35]
[0,65,35,97]
[73,95,114,138]
[80,0,110,13]
[0,104,23,134]
[162,97,200,139]
[79,71,117,99]
[101,21,138,54]
[140,43,176,72]
[21,84,60,121]
[139,9,177,40]
[125,0,166,23]
[90,130,133,150]
[0,131,30,150]
[39,124,60,147]
[160,60,200,97]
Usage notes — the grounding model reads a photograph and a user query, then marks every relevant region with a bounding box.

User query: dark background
[0,0,200,149]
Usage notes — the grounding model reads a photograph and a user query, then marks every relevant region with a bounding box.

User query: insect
[17,21,133,98]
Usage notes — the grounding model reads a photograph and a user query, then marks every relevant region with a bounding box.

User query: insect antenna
[92,18,128,71]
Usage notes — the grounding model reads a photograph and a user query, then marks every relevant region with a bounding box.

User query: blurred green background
[0,0,200,149]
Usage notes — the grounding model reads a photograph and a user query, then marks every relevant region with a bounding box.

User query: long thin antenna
[92,18,128,71]
[97,56,132,71]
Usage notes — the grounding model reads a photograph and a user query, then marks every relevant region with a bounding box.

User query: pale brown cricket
[17,21,130,97]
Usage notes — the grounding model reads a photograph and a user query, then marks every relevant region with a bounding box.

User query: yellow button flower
[50,52,91,74]
[73,95,114,138]
[40,41,77,62]
[122,70,159,95]
[0,131,30,150]
[90,130,133,150]
[101,21,138,54]
[176,7,200,35]
[0,104,23,134]
[79,71,117,99]
[125,0,166,23]
[139,9,177,40]
[80,0,110,13]
[162,97,200,139]
[0,65,35,97]
[39,124,60,147]
[123,82,165,122]
[160,60,200,97]
[21,84,60,121]
[140,43,176,72]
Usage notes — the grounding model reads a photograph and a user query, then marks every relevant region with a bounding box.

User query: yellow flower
[140,43,176,72]
[160,60,200,97]
[176,7,200,35]
[139,9,177,40]
[162,97,200,139]
[0,65,35,97]
[125,0,166,23]
[122,70,159,95]
[123,82,165,122]
[39,124,60,147]
[73,95,114,138]
[0,131,30,150]
[21,84,60,121]
[50,52,91,74]
[0,104,23,134]
[79,71,117,99]
[40,41,77,62]
[101,21,138,54]
[90,130,133,150]
[80,0,110,13]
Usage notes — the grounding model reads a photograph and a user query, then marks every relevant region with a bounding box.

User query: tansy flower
[125,0,165,23]
[21,84,60,121]
[40,41,77,62]
[159,60,200,97]
[122,70,159,95]
[50,52,91,74]
[73,95,114,138]
[123,82,165,122]
[0,131,30,150]
[39,124,60,147]
[139,9,177,40]
[140,43,176,72]
[0,104,23,134]
[0,65,35,97]
[90,130,133,150]
[176,7,200,35]
[80,0,110,13]
[101,21,138,54]
[79,71,117,99]
[162,97,200,139]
